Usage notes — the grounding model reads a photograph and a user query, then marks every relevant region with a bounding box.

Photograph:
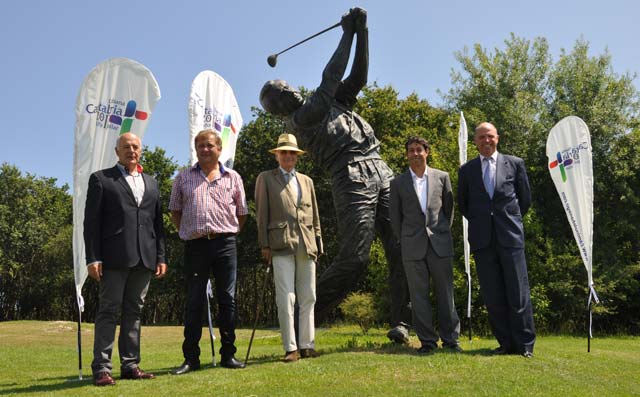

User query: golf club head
[267,54,278,68]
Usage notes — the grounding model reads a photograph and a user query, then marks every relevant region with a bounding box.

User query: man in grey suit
[457,122,535,358]
[84,132,167,386]
[390,136,461,354]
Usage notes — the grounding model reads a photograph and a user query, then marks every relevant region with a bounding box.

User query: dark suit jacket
[84,165,165,271]
[390,168,454,260]
[457,153,531,251]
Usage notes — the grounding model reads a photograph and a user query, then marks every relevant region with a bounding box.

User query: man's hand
[341,9,356,34]
[87,262,103,282]
[155,263,168,279]
[353,7,367,31]
[261,247,272,266]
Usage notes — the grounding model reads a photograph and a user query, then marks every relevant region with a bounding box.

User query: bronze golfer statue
[260,7,411,342]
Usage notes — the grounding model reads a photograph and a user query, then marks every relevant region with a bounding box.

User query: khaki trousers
[272,243,316,352]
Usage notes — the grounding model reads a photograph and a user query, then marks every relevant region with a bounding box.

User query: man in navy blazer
[84,132,167,385]
[457,122,535,357]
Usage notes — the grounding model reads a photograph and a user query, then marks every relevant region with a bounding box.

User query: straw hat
[269,133,305,154]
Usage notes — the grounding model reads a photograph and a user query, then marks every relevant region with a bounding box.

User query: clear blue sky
[1,0,638,188]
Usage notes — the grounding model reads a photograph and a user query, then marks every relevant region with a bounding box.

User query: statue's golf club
[267,21,341,67]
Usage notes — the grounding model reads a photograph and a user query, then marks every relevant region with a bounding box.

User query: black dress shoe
[490,346,511,355]
[416,344,437,355]
[221,356,246,369]
[386,324,410,344]
[443,344,463,353]
[171,361,200,375]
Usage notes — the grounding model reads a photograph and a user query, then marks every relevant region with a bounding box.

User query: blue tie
[483,157,494,199]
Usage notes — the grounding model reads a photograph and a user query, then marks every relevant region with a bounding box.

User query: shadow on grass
[318,334,501,357]
[0,376,93,395]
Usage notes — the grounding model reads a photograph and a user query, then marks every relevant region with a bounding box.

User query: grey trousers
[403,240,460,347]
[92,264,152,375]
[315,159,411,327]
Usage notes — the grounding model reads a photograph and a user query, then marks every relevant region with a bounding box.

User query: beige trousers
[272,243,316,353]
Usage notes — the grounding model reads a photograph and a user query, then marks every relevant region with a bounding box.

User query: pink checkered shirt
[169,162,248,241]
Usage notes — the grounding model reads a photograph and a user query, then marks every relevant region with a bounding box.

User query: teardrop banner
[188,70,243,168]
[546,115,599,351]
[458,111,473,341]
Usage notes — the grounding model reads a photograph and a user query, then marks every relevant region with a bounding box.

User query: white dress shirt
[410,167,428,216]
[116,163,145,206]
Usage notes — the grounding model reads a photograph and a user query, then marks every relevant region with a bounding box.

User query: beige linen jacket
[255,168,323,259]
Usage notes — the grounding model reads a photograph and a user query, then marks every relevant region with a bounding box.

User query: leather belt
[194,232,235,240]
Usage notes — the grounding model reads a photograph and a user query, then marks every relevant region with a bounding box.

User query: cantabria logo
[549,142,589,182]
[203,107,237,148]
[86,99,148,133]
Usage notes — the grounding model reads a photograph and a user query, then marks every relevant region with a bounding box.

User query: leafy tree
[445,34,640,333]
[0,163,72,320]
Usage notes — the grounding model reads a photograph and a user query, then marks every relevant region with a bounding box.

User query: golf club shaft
[244,267,271,365]
[275,21,340,56]
[207,297,216,366]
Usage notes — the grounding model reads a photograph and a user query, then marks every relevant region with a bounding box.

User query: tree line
[1,35,638,334]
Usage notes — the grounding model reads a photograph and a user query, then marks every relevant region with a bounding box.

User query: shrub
[339,292,376,335]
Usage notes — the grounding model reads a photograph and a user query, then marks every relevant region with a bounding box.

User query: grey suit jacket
[457,153,531,251]
[255,168,323,260]
[390,167,454,260]
[84,165,166,271]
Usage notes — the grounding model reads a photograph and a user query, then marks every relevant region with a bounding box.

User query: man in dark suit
[84,132,167,386]
[457,122,535,357]
[390,136,460,354]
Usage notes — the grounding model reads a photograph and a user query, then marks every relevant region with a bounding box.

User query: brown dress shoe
[121,367,155,380]
[283,350,299,362]
[94,372,116,386]
[300,348,320,358]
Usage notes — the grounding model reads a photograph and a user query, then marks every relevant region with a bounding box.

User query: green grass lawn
[0,321,638,396]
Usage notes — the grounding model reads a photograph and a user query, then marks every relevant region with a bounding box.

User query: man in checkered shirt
[169,130,248,374]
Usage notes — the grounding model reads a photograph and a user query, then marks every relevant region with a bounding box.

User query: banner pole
[467,273,472,342]
[586,285,598,353]
[587,299,592,353]
[77,298,83,380]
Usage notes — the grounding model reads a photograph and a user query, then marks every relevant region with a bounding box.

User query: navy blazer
[84,165,166,271]
[457,153,531,251]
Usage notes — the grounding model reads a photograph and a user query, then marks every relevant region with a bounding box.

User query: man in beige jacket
[255,133,323,362]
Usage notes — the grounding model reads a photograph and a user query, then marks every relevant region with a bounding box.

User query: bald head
[116,132,141,149]
[115,133,142,172]
[476,122,497,135]
[474,122,499,157]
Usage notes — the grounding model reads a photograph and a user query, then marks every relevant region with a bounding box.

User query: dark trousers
[182,236,238,363]
[315,159,411,327]
[92,264,152,374]
[474,227,536,353]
